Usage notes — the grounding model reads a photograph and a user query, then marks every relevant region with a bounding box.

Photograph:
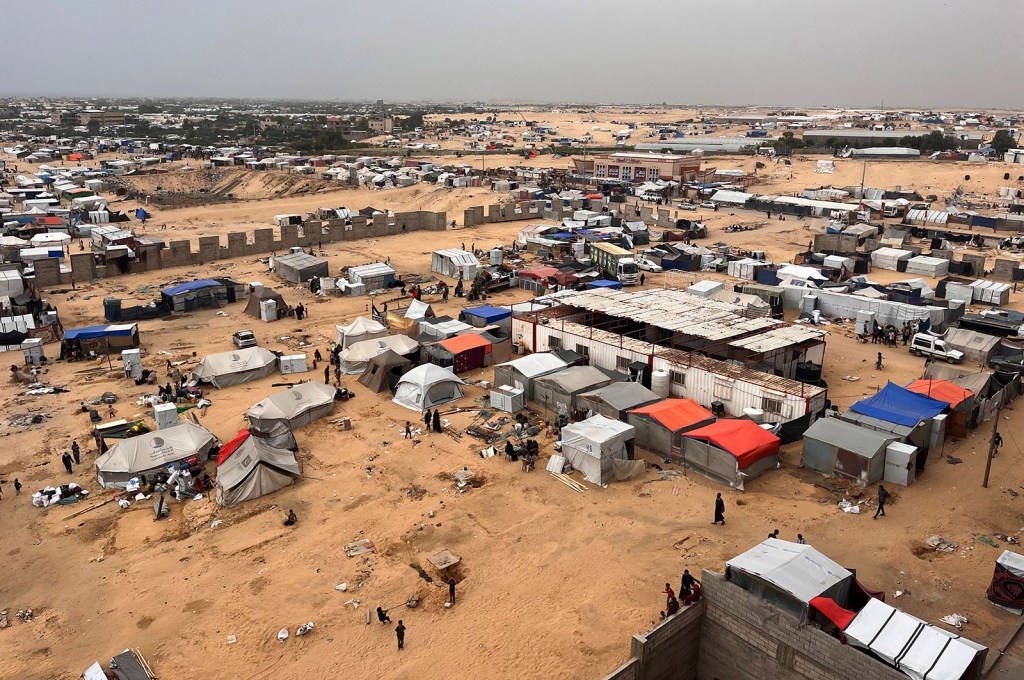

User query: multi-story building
[577,152,701,183]
[78,110,126,126]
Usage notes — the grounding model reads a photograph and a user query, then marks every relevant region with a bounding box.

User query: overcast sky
[6,0,1022,109]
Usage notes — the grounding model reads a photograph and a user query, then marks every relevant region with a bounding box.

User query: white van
[909,334,964,364]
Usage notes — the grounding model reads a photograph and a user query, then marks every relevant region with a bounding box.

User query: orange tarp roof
[438,333,491,354]
[629,398,713,431]
[904,379,972,407]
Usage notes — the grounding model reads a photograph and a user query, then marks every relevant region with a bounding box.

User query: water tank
[795,362,822,383]
[651,369,670,397]
[743,407,765,424]
[711,401,726,417]
[490,248,504,266]
[153,402,179,430]
[260,299,278,322]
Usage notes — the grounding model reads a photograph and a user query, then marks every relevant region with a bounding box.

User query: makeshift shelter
[944,328,1000,364]
[533,365,613,415]
[160,279,228,312]
[579,382,661,420]
[848,382,947,427]
[904,379,972,409]
[347,262,395,291]
[358,350,412,392]
[726,539,854,621]
[62,323,139,356]
[340,335,419,374]
[587,279,623,290]
[432,249,481,279]
[215,430,300,507]
[559,415,638,485]
[492,353,569,401]
[489,384,525,412]
[273,251,328,283]
[844,598,987,680]
[801,418,896,486]
[246,381,337,432]
[335,316,387,349]
[681,419,781,485]
[95,422,216,488]
[627,398,716,457]
[870,247,913,271]
[243,286,288,321]
[393,363,466,411]
[905,255,949,278]
[434,334,492,373]
[460,306,512,333]
[191,347,278,388]
[988,550,1024,612]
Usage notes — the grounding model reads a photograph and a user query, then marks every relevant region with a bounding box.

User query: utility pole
[982,407,1001,488]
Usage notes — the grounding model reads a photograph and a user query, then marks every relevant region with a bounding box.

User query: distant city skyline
[4,0,1022,110]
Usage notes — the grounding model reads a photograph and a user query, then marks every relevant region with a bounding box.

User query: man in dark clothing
[62,453,73,474]
[324,366,330,384]
[14,478,22,495]
[448,577,457,606]
[681,570,700,595]
[432,410,442,433]
[768,529,780,539]
[377,607,392,624]
[994,432,1003,454]
[424,409,432,432]
[395,620,406,650]
[874,485,890,519]
[71,440,81,465]
[713,492,725,525]
[640,273,646,286]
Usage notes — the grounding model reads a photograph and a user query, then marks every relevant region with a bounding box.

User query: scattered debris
[946,456,963,465]
[894,590,910,598]
[15,609,33,622]
[226,635,237,645]
[335,583,348,592]
[277,627,289,642]
[994,533,1020,545]
[838,499,861,514]
[344,539,376,558]
[940,613,968,630]
[0,611,8,628]
[978,536,1000,548]
[927,536,958,553]
[550,472,587,493]
[296,621,315,636]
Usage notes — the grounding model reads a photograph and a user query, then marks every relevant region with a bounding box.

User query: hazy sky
[6,0,1022,109]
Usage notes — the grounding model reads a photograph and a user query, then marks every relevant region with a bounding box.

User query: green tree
[900,130,958,154]
[990,130,1017,154]
[87,119,100,133]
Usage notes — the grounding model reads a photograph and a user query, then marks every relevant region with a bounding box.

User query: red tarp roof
[682,419,781,468]
[810,596,856,630]
[629,399,713,431]
[904,379,972,408]
[217,429,250,465]
[520,266,562,281]
[438,333,491,354]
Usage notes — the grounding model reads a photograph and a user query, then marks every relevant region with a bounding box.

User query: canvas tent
[844,597,987,680]
[905,255,949,278]
[871,247,913,271]
[215,429,300,507]
[492,353,569,401]
[243,286,288,320]
[335,316,387,349]
[533,365,613,415]
[273,251,328,283]
[432,249,481,279]
[246,381,337,432]
[944,328,1000,364]
[579,382,661,420]
[160,279,229,312]
[191,346,278,388]
[988,550,1024,612]
[559,415,638,485]
[358,350,412,392]
[801,418,895,486]
[627,398,716,457]
[95,422,217,488]
[433,334,492,373]
[726,539,854,622]
[681,419,781,486]
[393,363,466,411]
[347,262,396,291]
[460,306,513,333]
[340,335,419,374]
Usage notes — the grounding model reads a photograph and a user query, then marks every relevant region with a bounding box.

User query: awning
[809,596,856,630]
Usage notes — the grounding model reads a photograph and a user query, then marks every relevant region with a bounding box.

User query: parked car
[677,202,697,211]
[638,259,663,273]
[909,333,963,364]
[700,201,717,209]
[232,330,258,349]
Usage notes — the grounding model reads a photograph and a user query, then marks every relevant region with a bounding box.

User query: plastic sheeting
[849,382,947,427]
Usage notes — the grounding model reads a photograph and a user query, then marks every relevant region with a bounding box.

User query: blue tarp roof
[588,279,623,289]
[462,305,512,322]
[63,324,137,340]
[849,382,947,427]
[161,279,222,296]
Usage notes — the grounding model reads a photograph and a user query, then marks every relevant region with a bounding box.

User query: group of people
[321,344,344,385]
[60,440,82,474]
[867,321,915,347]
[503,439,539,471]
[373,578,458,650]
[661,569,702,619]
[423,409,443,434]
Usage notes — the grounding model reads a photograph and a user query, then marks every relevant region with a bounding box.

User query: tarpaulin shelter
[347,262,396,291]
[587,279,623,290]
[245,381,337,432]
[435,333,491,373]
[560,415,638,485]
[726,540,854,622]
[215,429,300,507]
[848,382,947,427]
[432,249,480,279]
[801,418,895,486]
[579,382,660,420]
[95,422,217,488]
[358,349,412,392]
[62,323,139,355]
[393,363,465,411]
[904,379,972,409]
[160,279,229,312]
[987,550,1024,611]
[335,316,387,349]
[191,347,278,388]
[627,398,716,457]
[273,251,328,283]
[340,335,419,374]
[844,597,987,680]
[681,419,781,485]
[809,596,856,631]
[533,365,613,415]
[460,305,512,333]
[492,353,569,401]
[243,286,288,320]
[29,232,71,247]
[944,328,1000,365]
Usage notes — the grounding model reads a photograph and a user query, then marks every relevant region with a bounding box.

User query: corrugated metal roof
[655,348,825,398]
[727,326,826,353]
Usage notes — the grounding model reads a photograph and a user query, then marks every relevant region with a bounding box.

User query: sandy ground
[3,141,1024,678]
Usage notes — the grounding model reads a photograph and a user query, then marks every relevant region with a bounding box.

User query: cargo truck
[589,242,639,285]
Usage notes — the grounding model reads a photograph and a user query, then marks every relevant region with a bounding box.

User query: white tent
[404,299,434,321]
[29,232,72,247]
[95,422,217,488]
[559,415,636,485]
[216,431,300,507]
[334,316,387,349]
[844,597,987,680]
[871,247,913,271]
[340,335,419,374]
[245,381,337,431]
[392,363,465,411]
[905,256,949,278]
[432,249,481,279]
[777,264,828,281]
[191,347,278,388]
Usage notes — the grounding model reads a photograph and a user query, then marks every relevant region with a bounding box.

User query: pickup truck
[909,333,963,364]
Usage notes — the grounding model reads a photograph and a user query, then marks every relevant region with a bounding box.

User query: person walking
[432,410,442,433]
[324,366,330,384]
[423,409,432,434]
[404,422,413,439]
[14,478,22,495]
[395,620,406,650]
[61,452,73,474]
[994,431,1003,455]
[71,440,81,465]
[713,492,725,525]
[874,485,890,519]
[448,577,457,606]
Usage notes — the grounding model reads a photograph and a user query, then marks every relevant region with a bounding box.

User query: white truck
[590,242,639,285]
[909,333,964,364]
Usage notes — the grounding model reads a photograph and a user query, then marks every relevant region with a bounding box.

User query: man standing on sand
[448,577,457,606]
[713,492,725,525]
[874,485,890,519]
[432,410,442,433]
[61,452,73,474]
[324,366,330,384]
[71,440,81,465]
[423,409,432,434]
[395,620,406,650]
[404,422,413,439]
[14,478,22,495]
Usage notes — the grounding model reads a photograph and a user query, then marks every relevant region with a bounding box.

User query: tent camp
[62,323,139,356]
[245,381,337,432]
[988,550,1024,612]
[191,347,278,388]
[726,539,854,622]
[680,419,781,486]
[340,335,419,374]
[492,353,569,401]
[627,398,716,457]
[335,316,387,349]
[801,418,896,486]
[95,422,216,488]
[393,363,466,411]
[533,365,613,415]
[844,597,987,680]
[848,382,947,428]
[215,429,300,507]
[273,251,328,283]
[432,249,481,279]
[358,350,412,392]
[579,382,661,420]
[432,334,492,373]
[559,415,639,485]
[243,286,289,321]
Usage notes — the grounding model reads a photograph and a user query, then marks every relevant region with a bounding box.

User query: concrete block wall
[70,252,96,281]
[960,253,986,275]
[632,600,703,680]
[33,258,64,287]
[813,234,860,254]
[993,258,1021,280]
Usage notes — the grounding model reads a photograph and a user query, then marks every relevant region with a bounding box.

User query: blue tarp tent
[161,280,222,297]
[63,324,137,340]
[849,382,947,427]
[588,279,623,290]
[460,306,512,324]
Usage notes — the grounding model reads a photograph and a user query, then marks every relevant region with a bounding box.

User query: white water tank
[260,299,277,322]
[153,402,179,430]
[490,248,504,266]
[651,369,670,398]
[22,338,44,366]
[743,407,765,424]
[122,349,142,378]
